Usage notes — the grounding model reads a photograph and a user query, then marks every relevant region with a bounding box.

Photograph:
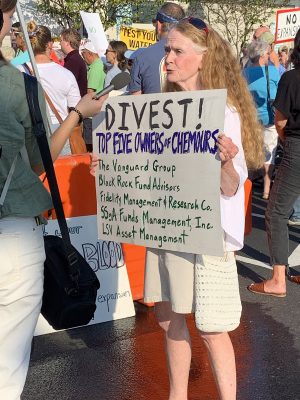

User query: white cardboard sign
[93,90,226,256]
[34,215,135,336]
[80,11,108,55]
[275,7,300,43]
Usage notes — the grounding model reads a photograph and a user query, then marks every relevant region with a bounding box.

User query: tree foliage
[188,0,290,56]
[37,0,163,30]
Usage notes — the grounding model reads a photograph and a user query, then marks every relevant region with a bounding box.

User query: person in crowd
[251,27,284,75]
[90,16,263,399]
[60,28,87,97]
[27,21,81,155]
[278,45,292,71]
[128,2,185,94]
[51,39,64,66]
[104,40,129,91]
[11,22,26,56]
[144,17,264,400]
[0,2,107,398]
[124,48,140,72]
[81,39,105,151]
[253,25,270,40]
[259,31,285,76]
[81,39,105,94]
[239,44,249,68]
[248,29,300,297]
[243,40,279,200]
[0,0,15,46]
[289,196,300,225]
[0,44,14,60]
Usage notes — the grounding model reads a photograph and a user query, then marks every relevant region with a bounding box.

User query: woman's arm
[217,134,240,197]
[274,109,287,141]
[50,92,107,161]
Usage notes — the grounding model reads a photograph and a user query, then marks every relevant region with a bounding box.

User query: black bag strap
[265,65,271,103]
[23,73,79,282]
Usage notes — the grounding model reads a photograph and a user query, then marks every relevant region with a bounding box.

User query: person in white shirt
[142,18,264,400]
[27,21,81,155]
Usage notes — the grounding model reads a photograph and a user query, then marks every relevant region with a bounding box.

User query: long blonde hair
[165,21,264,170]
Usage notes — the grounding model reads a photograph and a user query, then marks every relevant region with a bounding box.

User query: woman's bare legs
[155,302,191,400]
[200,332,236,400]
[263,163,275,198]
[155,302,237,400]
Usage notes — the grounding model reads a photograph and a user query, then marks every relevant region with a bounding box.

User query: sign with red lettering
[275,7,300,43]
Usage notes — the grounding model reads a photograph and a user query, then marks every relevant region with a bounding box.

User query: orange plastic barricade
[42,154,252,301]
[244,179,252,236]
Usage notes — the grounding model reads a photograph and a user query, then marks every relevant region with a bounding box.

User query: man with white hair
[81,40,105,94]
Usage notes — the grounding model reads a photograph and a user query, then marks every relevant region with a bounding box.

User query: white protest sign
[34,215,135,336]
[92,90,226,256]
[80,11,108,55]
[275,7,300,43]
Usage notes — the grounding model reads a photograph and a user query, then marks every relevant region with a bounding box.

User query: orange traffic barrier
[42,154,252,301]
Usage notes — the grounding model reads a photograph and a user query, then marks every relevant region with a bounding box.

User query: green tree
[37,0,163,30]
[188,0,290,56]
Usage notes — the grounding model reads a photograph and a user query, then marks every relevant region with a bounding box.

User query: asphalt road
[22,183,300,400]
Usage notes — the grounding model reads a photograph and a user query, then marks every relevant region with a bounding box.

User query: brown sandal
[247,282,286,297]
[287,275,300,285]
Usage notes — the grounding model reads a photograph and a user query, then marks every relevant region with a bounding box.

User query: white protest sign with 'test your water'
[92,90,227,257]
[80,11,108,55]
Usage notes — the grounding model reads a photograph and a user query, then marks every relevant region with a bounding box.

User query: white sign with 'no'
[275,7,300,43]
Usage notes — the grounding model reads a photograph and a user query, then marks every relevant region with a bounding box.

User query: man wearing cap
[81,40,105,151]
[259,32,282,69]
[81,40,105,94]
[254,28,286,76]
[128,2,185,94]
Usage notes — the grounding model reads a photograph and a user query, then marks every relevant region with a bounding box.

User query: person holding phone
[0,3,106,397]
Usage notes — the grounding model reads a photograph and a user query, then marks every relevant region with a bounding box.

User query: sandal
[247,282,286,297]
[262,192,269,200]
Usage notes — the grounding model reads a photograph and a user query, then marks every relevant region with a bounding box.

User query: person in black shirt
[248,29,300,297]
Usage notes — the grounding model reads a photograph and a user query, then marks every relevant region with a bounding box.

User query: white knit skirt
[145,248,242,332]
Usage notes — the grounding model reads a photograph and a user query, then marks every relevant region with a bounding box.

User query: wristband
[69,107,83,124]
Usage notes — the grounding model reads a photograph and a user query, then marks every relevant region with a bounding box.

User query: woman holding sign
[143,18,264,400]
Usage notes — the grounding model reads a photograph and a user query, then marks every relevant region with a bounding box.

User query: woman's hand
[90,153,100,176]
[217,133,239,162]
[75,93,108,119]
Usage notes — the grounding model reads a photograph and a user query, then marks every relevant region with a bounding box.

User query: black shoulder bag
[23,73,100,330]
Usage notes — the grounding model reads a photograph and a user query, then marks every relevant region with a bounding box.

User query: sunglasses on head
[182,16,208,34]
[153,11,179,25]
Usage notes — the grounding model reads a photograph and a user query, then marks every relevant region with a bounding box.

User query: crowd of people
[0,0,300,399]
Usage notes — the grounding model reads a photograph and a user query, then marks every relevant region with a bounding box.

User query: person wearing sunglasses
[142,17,264,400]
[0,2,107,397]
[127,2,185,95]
[104,40,129,92]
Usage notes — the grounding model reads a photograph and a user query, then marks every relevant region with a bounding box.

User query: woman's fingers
[217,134,238,160]
[89,153,100,176]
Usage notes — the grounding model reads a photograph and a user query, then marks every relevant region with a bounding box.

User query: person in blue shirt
[127,2,185,94]
[243,40,280,199]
